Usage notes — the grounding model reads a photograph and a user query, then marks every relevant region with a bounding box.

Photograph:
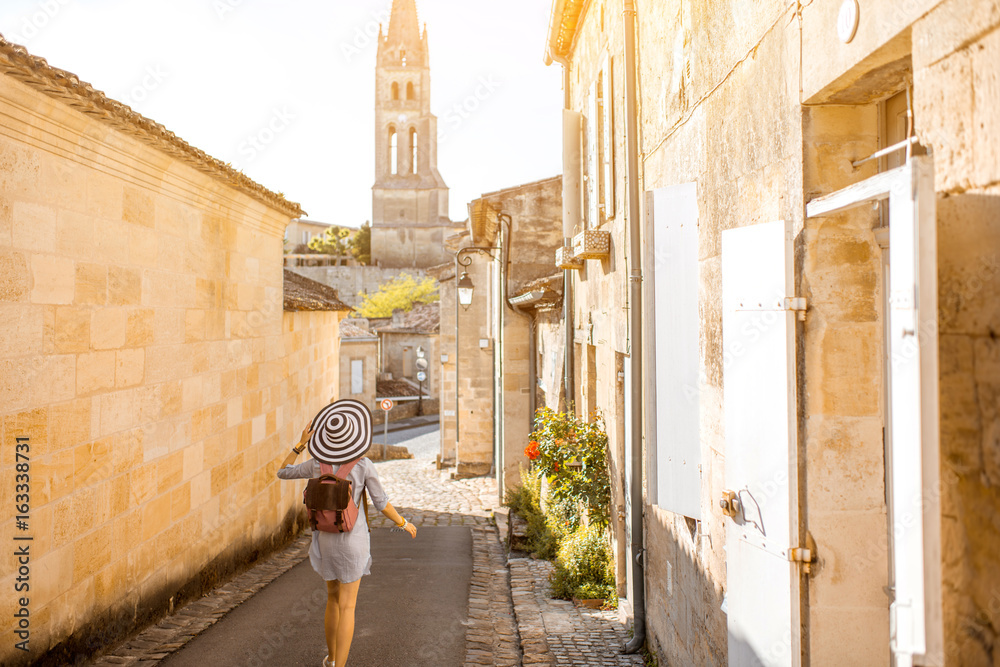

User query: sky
[0,0,563,226]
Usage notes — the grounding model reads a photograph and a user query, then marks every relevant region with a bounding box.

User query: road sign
[415,357,429,371]
[416,371,427,382]
[380,398,393,411]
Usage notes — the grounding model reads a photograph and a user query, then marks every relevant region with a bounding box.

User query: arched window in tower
[391,82,399,101]
[406,82,415,100]
[389,127,398,175]
[410,128,418,174]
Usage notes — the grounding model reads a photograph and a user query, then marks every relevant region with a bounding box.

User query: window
[389,127,398,175]
[351,359,364,395]
[406,82,415,100]
[586,63,612,228]
[391,82,399,100]
[410,128,418,174]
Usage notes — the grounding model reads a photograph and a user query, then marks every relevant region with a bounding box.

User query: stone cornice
[545,0,589,65]
[0,35,304,218]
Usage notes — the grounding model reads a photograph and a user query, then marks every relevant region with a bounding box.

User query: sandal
[323,656,334,667]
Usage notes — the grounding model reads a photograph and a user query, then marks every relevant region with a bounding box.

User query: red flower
[553,462,560,472]
[525,441,540,460]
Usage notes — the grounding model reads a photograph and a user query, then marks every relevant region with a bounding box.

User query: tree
[355,273,439,318]
[307,222,371,265]
[308,225,352,256]
[351,221,371,265]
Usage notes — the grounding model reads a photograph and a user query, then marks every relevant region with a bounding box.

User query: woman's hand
[403,522,417,539]
[298,425,314,446]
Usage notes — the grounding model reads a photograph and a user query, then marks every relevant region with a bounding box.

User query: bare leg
[325,580,340,662]
[334,578,362,666]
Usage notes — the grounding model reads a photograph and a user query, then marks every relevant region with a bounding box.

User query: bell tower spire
[371,0,456,268]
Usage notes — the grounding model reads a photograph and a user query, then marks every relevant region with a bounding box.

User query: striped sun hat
[307,399,373,465]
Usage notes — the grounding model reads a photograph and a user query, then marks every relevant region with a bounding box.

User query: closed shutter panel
[648,183,701,518]
[722,220,798,667]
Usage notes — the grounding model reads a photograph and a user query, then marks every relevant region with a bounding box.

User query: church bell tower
[371,0,455,268]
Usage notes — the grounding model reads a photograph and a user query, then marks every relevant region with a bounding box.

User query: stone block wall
[371,223,458,269]
[0,69,341,664]
[287,265,425,308]
[912,1,1000,663]
[339,337,378,409]
[437,255,495,474]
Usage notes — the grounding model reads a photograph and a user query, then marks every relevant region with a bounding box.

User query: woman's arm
[380,502,417,538]
[277,426,313,471]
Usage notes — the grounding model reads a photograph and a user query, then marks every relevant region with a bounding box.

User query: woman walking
[276,399,416,667]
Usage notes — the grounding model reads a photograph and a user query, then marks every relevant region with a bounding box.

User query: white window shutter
[648,183,701,519]
[722,219,798,667]
[602,57,615,220]
[888,157,942,667]
[587,84,600,228]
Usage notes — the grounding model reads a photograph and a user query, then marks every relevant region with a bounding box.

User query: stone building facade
[283,218,332,250]
[371,0,463,269]
[437,177,563,486]
[339,320,379,411]
[544,1,1000,666]
[0,40,350,665]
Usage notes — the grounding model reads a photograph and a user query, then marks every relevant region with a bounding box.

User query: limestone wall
[0,70,341,664]
[286,265,424,307]
[371,223,459,269]
[912,1,1000,663]
[339,338,379,411]
[437,256,496,475]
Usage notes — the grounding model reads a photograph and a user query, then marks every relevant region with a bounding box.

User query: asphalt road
[161,526,472,667]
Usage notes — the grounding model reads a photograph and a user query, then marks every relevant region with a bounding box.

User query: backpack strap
[319,462,334,476]
[335,459,370,526]
[335,459,361,478]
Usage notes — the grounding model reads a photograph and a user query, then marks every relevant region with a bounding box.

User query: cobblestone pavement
[510,559,645,667]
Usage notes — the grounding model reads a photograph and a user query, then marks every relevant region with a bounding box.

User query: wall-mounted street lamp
[457,271,475,310]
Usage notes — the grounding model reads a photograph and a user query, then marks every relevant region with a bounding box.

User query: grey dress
[277,457,389,583]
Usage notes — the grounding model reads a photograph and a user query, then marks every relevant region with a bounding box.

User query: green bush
[550,524,616,601]
[504,467,559,559]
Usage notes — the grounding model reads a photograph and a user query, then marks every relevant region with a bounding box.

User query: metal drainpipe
[622,0,646,655]
[557,64,576,413]
[453,255,462,472]
[528,313,537,434]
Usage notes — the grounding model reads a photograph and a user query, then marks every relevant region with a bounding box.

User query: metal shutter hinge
[783,297,808,321]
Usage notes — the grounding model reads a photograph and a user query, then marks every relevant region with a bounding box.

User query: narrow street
[89,424,642,667]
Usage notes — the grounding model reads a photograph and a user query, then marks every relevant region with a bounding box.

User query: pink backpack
[303,460,369,533]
